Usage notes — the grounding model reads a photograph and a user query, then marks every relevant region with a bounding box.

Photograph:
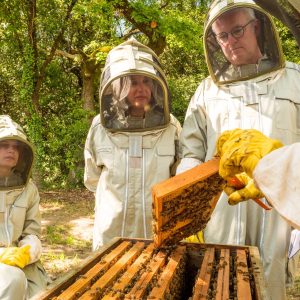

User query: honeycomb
[152,159,225,247]
[37,239,267,300]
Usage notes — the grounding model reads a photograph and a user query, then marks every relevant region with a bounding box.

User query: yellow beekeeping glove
[0,245,31,268]
[225,172,264,205]
[184,231,204,243]
[217,129,283,181]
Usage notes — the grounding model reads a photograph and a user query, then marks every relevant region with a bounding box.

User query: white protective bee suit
[84,39,181,250]
[254,143,300,231]
[253,142,300,282]
[0,115,49,299]
[176,1,300,299]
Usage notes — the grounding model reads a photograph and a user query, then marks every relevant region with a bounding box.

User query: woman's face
[127,75,153,109]
[0,140,20,170]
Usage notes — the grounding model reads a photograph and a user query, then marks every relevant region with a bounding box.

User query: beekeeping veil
[0,115,34,190]
[204,0,285,85]
[99,39,171,131]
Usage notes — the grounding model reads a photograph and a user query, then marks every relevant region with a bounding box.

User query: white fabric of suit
[177,62,300,300]
[0,115,49,299]
[84,114,181,249]
[254,143,300,231]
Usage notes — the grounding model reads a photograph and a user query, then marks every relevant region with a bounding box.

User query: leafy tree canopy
[0,0,299,188]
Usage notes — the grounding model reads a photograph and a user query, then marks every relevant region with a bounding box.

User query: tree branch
[32,0,78,115]
[113,0,167,55]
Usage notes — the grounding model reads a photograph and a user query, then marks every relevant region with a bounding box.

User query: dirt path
[39,189,94,280]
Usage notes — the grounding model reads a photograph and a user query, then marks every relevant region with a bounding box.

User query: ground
[39,190,300,299]
[40,189,94,281]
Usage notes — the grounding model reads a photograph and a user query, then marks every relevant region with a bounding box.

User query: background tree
[0,0,299,188]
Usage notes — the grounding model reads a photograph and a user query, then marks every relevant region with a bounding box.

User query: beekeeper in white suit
[84,39,181,250]
[216,128,300,287]
[0,115,49,299]
[176,1,300,299]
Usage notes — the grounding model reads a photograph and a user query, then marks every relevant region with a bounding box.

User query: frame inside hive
[34,238,268,300]
[152,158,225,247]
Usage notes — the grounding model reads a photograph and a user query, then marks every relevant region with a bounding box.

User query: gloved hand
[18,234,42,264]
[225,172,264,205]
[184,231,204,243]
[217,128,283,180]
[0,245,31,268]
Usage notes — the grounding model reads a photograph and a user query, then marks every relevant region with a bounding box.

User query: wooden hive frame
[188,243,269,300]
[33,238,268,300]
[152,158,225,247]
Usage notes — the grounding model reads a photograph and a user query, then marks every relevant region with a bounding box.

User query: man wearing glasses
[211,7,277,81]
[177,1,300,299]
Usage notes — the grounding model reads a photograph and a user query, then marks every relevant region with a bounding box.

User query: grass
[41,223,92,279]
[45,224,91,247]
[39,190,94,280]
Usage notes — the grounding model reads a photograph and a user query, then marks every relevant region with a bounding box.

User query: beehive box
[152,158,225,247]
[34,238,268,300]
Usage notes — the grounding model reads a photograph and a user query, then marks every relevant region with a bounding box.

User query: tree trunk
[82,71,95,112]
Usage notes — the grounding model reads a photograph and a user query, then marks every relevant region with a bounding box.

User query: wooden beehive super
[34,238,268,300]
[152,158,225,247]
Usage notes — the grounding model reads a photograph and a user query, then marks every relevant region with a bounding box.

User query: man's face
[0,140,20,170]
[212,10,262,66]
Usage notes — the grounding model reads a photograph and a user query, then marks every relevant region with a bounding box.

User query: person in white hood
[0,115,49,299]
[176,1,300,299]
[84,39,181,250]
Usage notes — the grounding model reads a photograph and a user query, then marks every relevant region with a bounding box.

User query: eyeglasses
[214,19,255,43]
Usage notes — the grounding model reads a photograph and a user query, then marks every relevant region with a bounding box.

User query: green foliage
[41,108,91,189]
[275,19,300,64]
[1,0,299,190]
[162,38,208,124]
[168,76,202,124]
[159,4,208,124]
